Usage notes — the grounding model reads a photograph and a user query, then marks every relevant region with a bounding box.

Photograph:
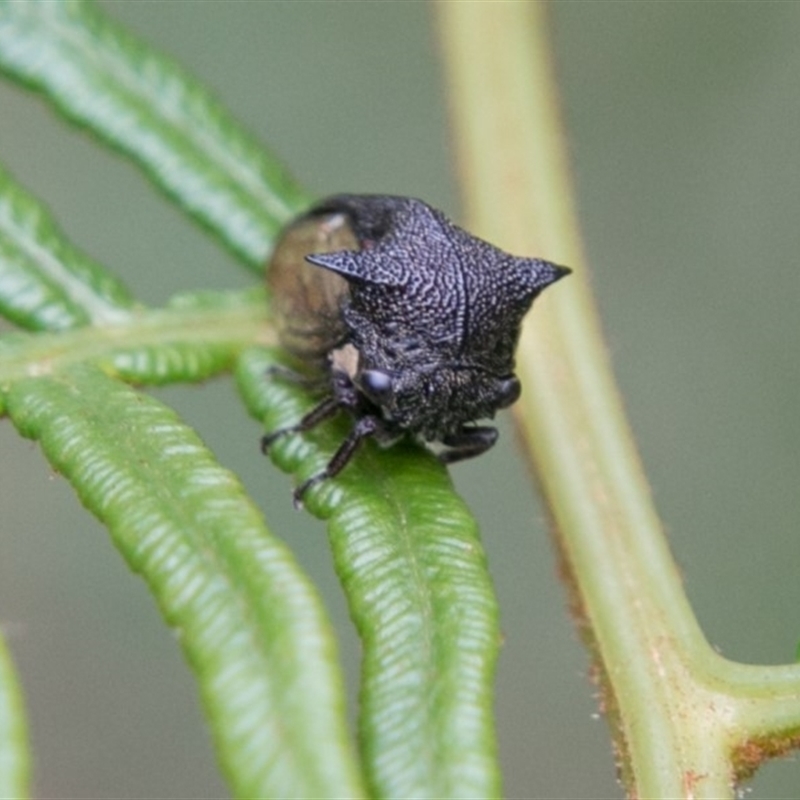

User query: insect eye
[359,369,394,405]
[496,376,521,408]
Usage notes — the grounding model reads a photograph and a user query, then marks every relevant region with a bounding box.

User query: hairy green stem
[438,3,800,797]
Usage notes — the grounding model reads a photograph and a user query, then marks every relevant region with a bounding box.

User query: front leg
[293,414,388,508]
[260,366,357,453]
[261,395,341,453]
[439,425,499,464]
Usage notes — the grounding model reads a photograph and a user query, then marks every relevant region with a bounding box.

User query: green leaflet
[0,164,135,331]
[237,347,502,800]
[0,635,30,800]
[5,365,366,800]
[0,0,312,268]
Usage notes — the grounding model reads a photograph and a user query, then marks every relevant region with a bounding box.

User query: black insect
[262,194,570,506]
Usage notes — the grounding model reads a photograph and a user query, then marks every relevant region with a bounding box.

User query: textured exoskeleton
[264,194,570,505]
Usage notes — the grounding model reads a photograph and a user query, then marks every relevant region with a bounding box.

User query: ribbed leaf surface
[238,347,502,800]
[5,365,366,800]
[106,288,272,384]
[0,0,312,268]
[0,635,29,800]
[0,164,135,330]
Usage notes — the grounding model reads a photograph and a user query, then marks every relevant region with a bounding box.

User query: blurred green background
[1,2,799,798]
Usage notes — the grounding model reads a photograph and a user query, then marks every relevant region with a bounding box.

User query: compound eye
[496,376,521,408]
[359,369,394,405]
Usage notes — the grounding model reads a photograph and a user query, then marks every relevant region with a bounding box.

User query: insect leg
[293,414,384,508]
[439,426,499,464]
[260,395,341,453]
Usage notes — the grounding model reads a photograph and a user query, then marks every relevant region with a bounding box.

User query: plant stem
[0,290,271,389]
[438,3,800,797]
[0,635,29,800]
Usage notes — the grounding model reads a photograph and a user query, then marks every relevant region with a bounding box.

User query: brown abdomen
[266,211,356,366]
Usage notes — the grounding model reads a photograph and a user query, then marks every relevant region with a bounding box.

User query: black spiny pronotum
[262,194,570,506]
